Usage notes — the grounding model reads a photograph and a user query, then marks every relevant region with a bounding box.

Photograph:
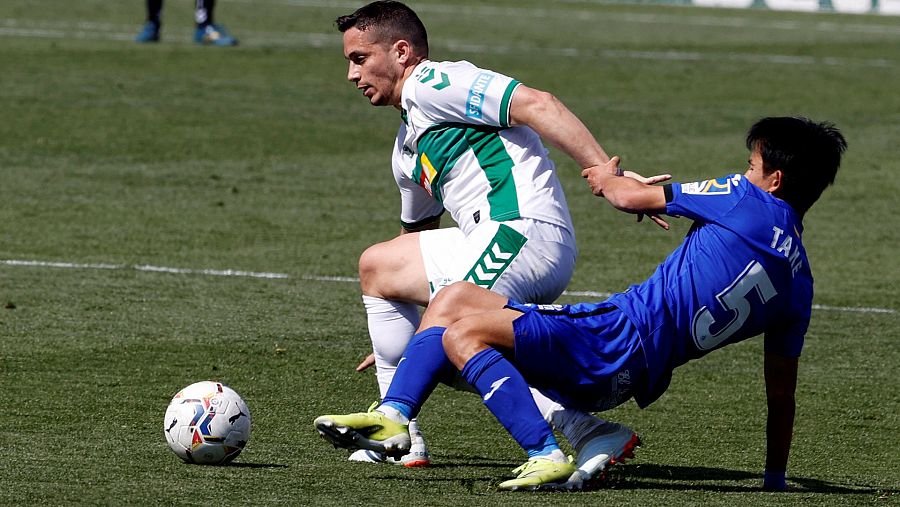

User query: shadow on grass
[374,461,894,497]
[603,463,891,495]
[424,454,518,470]
[226,462,289,469]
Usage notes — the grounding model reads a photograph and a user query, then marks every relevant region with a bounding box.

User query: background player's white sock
[363,295,421,398]
[529,388,606,450]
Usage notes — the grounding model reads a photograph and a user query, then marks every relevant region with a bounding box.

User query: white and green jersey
[393,60,574,236]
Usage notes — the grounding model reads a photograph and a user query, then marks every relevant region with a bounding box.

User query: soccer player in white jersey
[334,1,665,474]
[314,116,848,490]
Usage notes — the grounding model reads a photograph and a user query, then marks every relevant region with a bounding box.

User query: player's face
[343,27,404,107]
[744,149,780,193]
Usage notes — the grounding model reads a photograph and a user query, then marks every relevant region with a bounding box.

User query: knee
[438,281,478,301]
[358,244,385,296]
[429,282,480,320]
[441,319,484,369]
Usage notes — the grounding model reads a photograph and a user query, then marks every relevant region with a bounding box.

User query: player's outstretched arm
[763,351,798,491]
[582,157,668,226]
[509,87,670,228]
[508,85,610,170]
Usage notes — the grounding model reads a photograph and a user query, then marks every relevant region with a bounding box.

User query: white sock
[529,387,606,451]
[407,419,425,445]
[362,295,421,398]
[541,448,568,464]
[375,404,410,425]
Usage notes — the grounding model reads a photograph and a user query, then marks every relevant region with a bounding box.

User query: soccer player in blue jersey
[314,116,847,491]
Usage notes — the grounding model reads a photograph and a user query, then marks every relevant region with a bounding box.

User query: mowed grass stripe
[1,0,897,504]
[2,258,894,314]
[1,18,896,67]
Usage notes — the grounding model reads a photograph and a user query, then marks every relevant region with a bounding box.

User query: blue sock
[461,348,559,456]
[381,327,456,420]
[529,433,562,459]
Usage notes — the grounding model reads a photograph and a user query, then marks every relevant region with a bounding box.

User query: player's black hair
[746,116,847,216]
[335,1,429,57]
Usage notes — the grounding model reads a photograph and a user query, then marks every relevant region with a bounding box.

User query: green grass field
[1,0,898,504]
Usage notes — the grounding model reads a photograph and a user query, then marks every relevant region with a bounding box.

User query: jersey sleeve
[394,157,444,230]
[411,61,520,128]
[665,173,747,223]
[763,317,807,358]
[764,277,812,358]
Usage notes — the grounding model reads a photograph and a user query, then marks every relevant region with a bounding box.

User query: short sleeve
[763,317,808,358]
[397,176,444,229]
[393,152,444,229]
[666,174,747,223]
[410,61,520,128]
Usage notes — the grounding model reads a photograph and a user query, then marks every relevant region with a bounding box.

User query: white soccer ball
[163,381,251,465]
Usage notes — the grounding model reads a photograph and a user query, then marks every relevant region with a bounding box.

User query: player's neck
[392,59,426,110]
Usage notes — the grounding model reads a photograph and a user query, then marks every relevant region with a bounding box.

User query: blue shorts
[507,300,647,412]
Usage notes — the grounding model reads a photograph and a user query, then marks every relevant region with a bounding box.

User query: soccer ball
[163,381,251,465]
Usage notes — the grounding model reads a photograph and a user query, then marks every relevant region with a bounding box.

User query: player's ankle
[376,402,411,425]
[531,448,567,463]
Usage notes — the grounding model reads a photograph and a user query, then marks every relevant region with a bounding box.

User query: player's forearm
[763,352,798,490]
[765,394,795,474]
[509,87,609,169]
[539,102,610,170]
[590,172,667,215]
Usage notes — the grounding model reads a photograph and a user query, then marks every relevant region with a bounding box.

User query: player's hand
[636,210,671,230]
[762,470,788,491]
[584,160,672,230]
[580,157,622,196]
[356,353,375,372]
[621,169,672,229]
[622,170,671,186]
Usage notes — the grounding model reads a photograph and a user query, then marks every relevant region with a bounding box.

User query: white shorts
[419,218,576,304]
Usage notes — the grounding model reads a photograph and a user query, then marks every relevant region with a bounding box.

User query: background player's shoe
[347,418,431,467]
[314,410,411,458]
[498,456,577,491]
[135,21,160,43]
[567,422,640,488]
[194,24,238,46]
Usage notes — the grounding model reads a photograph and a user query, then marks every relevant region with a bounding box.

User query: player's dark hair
[746,116,847,216]
[335,1,429,57]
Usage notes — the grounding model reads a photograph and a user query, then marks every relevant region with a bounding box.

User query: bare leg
[420,281,509,330]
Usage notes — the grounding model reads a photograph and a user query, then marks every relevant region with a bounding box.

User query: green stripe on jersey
[415,124,521,220]
[465,128,520,221]
[414,126,469,203]
[464,224,527,289]
[499,80,520,128]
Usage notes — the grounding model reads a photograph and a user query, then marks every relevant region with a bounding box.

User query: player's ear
[395,39,412,64]
[767,169,783,194]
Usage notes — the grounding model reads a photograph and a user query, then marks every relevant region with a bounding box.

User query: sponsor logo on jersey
[466,72,495,120]
[429,277,454,296]
[464,225,526,289]
[418,153,438,196]
[414,65,432,82]
[416,66,450,90]
[681,176,734,195]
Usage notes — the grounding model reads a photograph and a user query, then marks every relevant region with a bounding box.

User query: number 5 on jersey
[692,260,777,351]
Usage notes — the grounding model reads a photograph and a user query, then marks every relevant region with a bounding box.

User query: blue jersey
[606,174,812,407]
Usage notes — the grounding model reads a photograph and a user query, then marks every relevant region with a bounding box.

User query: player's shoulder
[676,173,746,197]
[425,59,478,72]
[411,59,506,85]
